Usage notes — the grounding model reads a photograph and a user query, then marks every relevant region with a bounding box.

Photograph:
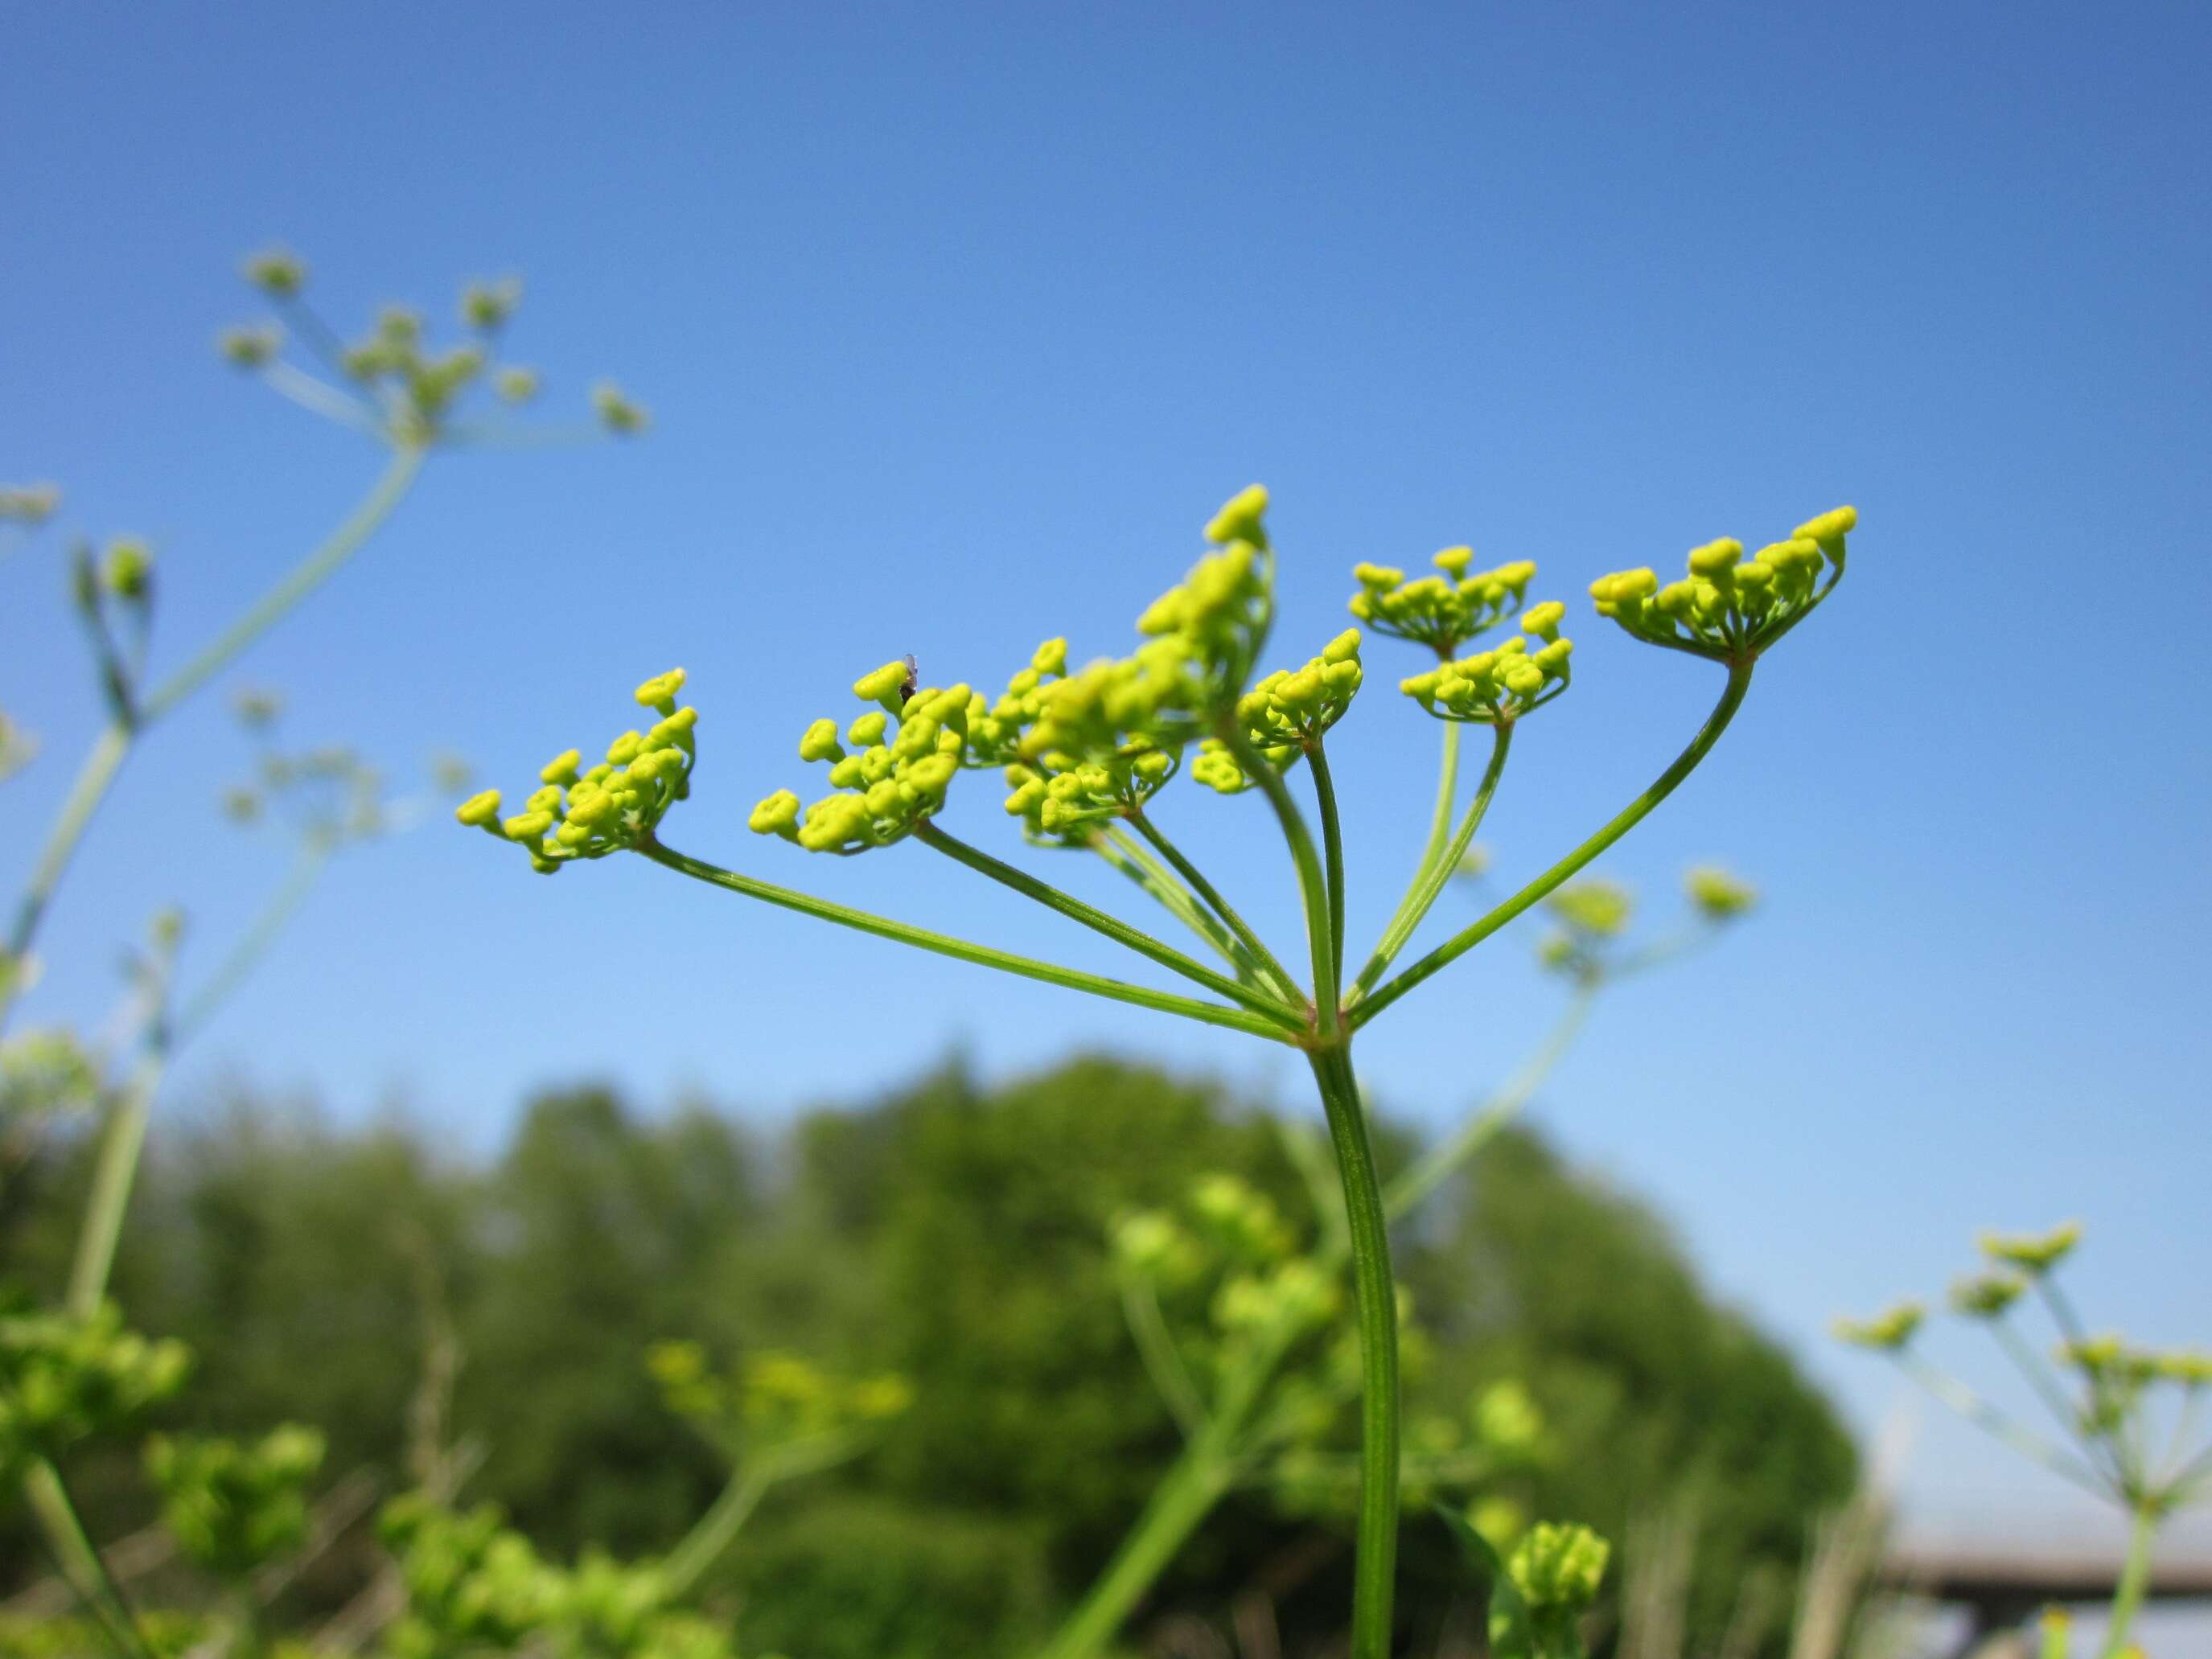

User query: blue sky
[5,2,2209,1553]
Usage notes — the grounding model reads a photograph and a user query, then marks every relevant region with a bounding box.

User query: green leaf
[1437,1504,1538,1659]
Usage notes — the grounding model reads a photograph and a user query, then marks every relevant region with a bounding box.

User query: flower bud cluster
[646,1340,911,1454]
[1951,1272,2028,1319]
[0,1301,191,1480]
[1507,1520,1612,1614]
[146,1423,325,1581]
[1397,597,1573,727]
[975,641,1180,840]
[1213,1258,1341,1339]
[0,483,61,525]
[1684,864,1759,919]
[224,248,643,446]
[1589,507,1854,661]
[1,1028,103,1128]
[0,708,34,782]
[1832,1302,1926,1351]
[228,734,394,848]
[751,663,968,853]
[380,1493,735,1659]
[1536,877,1634,975]
[1349,547,1537,655]
[458,671,697,873]
[1191,630,1365,795]
[1980,1221,2082,1275]
[1019,487,1276,763]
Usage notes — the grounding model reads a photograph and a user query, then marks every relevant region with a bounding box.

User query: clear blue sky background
[5,1,2208,1559]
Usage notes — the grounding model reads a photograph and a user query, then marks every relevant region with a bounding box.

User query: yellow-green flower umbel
[455,670,697,873]
[1589,507,1855,661]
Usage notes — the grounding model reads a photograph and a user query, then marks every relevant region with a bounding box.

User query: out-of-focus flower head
[1833,1301,1925,1351]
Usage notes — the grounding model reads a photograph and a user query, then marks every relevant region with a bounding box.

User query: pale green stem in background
[638,838,1295,1042]
[22,1462,154,1659]
[1122,1275,1209,1442]
[1893,1353,2110,1498]
[1277,1115,1351,1258]
[257,362,384,436]
[2159,1386,2203,1486]
[1093,827,1256,981]
[1384,984,1593,1222]
[141,441,425,722]
[1991,1316,2118,1485]
[1351,723,1513,1002]
[1127,809,1303,1007]
[66,843,332,1317]
[2102,1505,2160,1657]
[2,443,423,1033]
[660,1467,771,1602]
[660,1433,868,1600]
[1037,1431,1240,1659]
[1353,662,1754,1029]
[914,823,1303,1031]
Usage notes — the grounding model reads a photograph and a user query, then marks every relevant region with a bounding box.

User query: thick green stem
[1,444,422,1034]
[1354,662,1754,1030]
[1038,1436,1237,1659]
[914,823,1302,1031]
[1066,994,1608,1657]
[2103,1505,2160,1657]
[1351,724,1513,1000]
[1308,741,1347,988]
[1309,1043,1400,1659]
[1127,810,1303,1005]
[637,838,1294,1043]
[1223,730,1338,1033]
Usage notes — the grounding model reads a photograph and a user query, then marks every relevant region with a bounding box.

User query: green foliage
[0,1298,190,1481]
[727,1496,1055,1659]
[4,1056,1855,1656]
[145,1422,325,1581]
[1402,1124,1857,1652]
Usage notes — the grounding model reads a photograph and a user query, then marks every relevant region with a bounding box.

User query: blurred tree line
[1,1053,1853,1657]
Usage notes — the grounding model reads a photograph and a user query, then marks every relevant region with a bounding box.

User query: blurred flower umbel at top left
[223,246,646,448]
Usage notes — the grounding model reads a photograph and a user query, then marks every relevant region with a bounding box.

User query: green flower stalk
[461,484,1854,1657]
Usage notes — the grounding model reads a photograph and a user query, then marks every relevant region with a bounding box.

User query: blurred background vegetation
[1,1053,1853,1657]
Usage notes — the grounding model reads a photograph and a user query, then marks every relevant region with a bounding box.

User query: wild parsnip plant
[0,248,645,1657]
[1837,1223,2210,1657]
[460,486,1855,1652]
